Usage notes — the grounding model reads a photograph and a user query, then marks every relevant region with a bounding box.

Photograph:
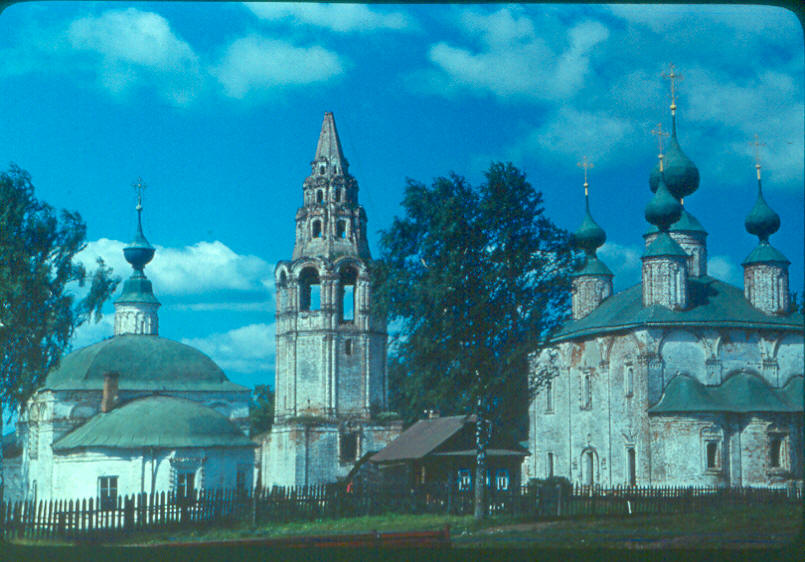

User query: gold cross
[662,63,683,112]
[749,134,766,180]
[651,123,670,170]
[132,177,146,210]
[577,156,594,196]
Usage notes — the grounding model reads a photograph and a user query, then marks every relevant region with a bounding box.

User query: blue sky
[1,3,802,393]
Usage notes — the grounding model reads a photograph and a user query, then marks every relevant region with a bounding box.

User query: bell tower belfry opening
[262,113,401,488]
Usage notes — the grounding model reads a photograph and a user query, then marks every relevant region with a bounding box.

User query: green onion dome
[745,178,780,242]
[572,197,606,255]
[123,206,155,274]
[645,175,682,231]
[661,132,700,199]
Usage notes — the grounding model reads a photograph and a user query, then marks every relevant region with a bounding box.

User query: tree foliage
[249,384,274,435]
[374,162,574,438]
[0,164,119,411]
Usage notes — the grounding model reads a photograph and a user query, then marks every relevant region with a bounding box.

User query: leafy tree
[249,384,274,435]
[0,164,119,512]
[374,162,574,518]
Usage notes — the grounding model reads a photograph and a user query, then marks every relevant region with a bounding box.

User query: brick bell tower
[261,113,400,488]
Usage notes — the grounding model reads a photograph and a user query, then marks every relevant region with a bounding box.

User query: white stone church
[524,95,804,488]
[3,194,254,503]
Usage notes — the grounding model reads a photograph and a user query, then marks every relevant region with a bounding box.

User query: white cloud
[182,323,275,374]
[598,241,642,287]
[66,8,202,105]
[708,255,741,285]
[420,7,608,102]
[509,108,638,166]
[245,3,412,33]
[77,238,274,297]
[70,315,115,350]
[212,35,345,99]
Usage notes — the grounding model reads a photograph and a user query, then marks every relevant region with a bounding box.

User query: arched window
[316,190,324,204]
[312,220,322,238]
[338,267,357,323]
[319,165,325,175]
[277,271,288,310]
[625,367,634,397]
[627,447,636,486]
[545,381,553,413]
[337,220,347,238]
[299,267,321,311]
[335,189,342,203]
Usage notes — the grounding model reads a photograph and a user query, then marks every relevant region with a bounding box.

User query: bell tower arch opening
[298,267,321,311]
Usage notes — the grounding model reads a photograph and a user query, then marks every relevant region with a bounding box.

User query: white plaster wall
[661,330,706,383]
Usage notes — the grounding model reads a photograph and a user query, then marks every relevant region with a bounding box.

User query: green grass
[9,503,802,549]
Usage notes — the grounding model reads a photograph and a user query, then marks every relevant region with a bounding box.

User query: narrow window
[339,431,358,463]
[338,267,357,323]
[335,189,342,203]
[177,472,195,501]
[547,453,555,478]
[312,220,322,238]
[770,437,783,468]
[99,476,118,510]
[706,442,718,469]
[546,381,553,412]
[627,448,636,486]
[345,339,352,355]
[299,267,321,311]
[319,165,325,175]
[337,220,347,238]
[582,373,592,410]
[583,451,594,485]
[316,190,323,203]
[277,271,288,311]
[625,367,634,397]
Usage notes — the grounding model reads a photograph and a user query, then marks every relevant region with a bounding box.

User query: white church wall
[776,334,805,384]
[718,331,762,379]
[660,330,706,384]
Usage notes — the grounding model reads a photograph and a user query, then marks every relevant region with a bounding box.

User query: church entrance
[582,450,595,486]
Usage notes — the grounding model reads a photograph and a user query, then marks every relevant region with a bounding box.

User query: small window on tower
[319,165,325,175]
[337,220,347,238]
[338,267,357,323]
[335,189,342,203]
[312,220,322,238]
[299,267,321,311]
[345,339,352,355]
[316,190,323,203]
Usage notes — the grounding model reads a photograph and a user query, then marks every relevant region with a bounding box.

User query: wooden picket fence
[1,483,801,540]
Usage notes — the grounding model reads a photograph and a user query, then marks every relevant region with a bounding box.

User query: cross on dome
[662,63,683,115]
[651,123,670,171]
[750,134,766,180]
[577,156,594,197]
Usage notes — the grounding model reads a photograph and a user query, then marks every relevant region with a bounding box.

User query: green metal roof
[645,209,707,235]
[44,335,248,392]
[643,232,688,258]
[116,277,160,304]
[53,396,255,450]
[552,276,804,342]
[572,255,613,277]
[780,376,803,410]
[649,374,803,414]
[742,242,790,266]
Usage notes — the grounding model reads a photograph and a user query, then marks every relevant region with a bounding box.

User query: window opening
[583,451,594,485]
[312,219,322,238]
[338,267,357,322]
[706,442,718,469]
[99,476,118,510]
[345,339,352,355]
[236,470,247,494]
[337,220,347,238]
[495,470,509,491]
[319,165,325,175]
[339,431,358,463]
[335,189,342,203]
[627,447,636,486]
[582,373,592,410]
[299,267,321,311]
[770,436,783,468]
[546,381,553,412]
[316,190,323,203]
[176,472,195,502]
[457,469,472,491]
[547,453,555,478]
[626,367,634,397]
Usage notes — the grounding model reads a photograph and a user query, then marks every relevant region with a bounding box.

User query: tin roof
[370,415,472,462]
[44,335,247,392]
[552,276,803,342]
[53,396,255,450]
[649,374,803,414]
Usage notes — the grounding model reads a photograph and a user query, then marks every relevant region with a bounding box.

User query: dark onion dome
[649,122,700,199]
[53,396,255,450]
[745,179,780,242]
[645,176,682,231]
[43,335,247,391]
[572,201,606,254]
[123,205,155,274]
[645,208,707,235]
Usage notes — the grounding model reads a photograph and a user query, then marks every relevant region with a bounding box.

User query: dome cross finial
[133,177,146,212]
[651,123,670,172]
[750,134,766,181]
[577,156,594,198]
[662,63,683,120]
